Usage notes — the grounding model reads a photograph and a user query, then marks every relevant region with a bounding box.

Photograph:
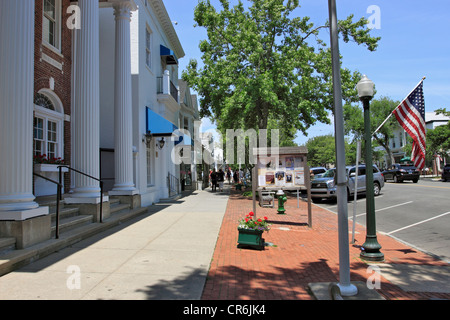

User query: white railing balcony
[157,70,178,103]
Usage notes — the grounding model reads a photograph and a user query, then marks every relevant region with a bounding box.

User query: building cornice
[148,0,185,60]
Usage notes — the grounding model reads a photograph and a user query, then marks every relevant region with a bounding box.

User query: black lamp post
[357,75,384,262]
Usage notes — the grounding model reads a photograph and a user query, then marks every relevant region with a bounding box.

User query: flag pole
[372,77,426,136]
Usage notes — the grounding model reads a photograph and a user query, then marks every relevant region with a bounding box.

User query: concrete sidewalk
[1,184,449,300]
[0,188,229,300]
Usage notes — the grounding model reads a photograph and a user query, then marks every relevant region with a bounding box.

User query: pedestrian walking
[209,169,213,188]
[233,170,238,184]
[211,169,218,192]
[226,169,231,184]
[217,169,225,192]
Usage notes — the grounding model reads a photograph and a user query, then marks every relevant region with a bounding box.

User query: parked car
[310,167,327,178]
[442,164,450,182]
[310,164,385,202]
[382,164,420,183]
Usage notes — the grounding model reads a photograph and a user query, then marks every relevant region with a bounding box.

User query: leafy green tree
[183,0,381,145]
[343,97,400,166]
[426,122,450,161]
[306,135,336,167]
[306,134,368,167]
[426,108,450,161]
[436,108,450,117]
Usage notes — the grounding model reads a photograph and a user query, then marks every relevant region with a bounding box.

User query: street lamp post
[357,75,384,262]
[328,0,357,297]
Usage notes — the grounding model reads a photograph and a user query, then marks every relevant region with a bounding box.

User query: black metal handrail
[167,172,179,197]
[58,165,104,223]
[33,173,63,239]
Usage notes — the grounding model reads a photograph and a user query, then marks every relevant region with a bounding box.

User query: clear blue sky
[166,0,450,145]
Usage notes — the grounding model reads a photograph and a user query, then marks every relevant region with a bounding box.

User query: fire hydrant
[276,189,287,214]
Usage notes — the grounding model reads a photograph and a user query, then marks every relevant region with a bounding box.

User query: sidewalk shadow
[128,260,342,300]
[136,267,208,300]
[12,203,173,274]
[201,259,341,300]
[269,220,309,227]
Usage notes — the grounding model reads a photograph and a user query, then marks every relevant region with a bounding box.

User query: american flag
[393,81,426,170]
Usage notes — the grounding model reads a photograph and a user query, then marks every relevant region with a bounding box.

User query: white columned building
[0,0,48,220]
[110,1,138,196]
[67,0,102,202]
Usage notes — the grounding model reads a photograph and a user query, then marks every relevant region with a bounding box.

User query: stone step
[51,215,93,237]
[109,197,120,205]
[0,237,16,255]
[49,207,80,222]
[35,195,65,209]
[110,202,131,215]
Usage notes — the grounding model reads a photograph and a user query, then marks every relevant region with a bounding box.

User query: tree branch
[301,25,328,42]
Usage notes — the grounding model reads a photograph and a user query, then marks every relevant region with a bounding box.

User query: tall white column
[110,2,137,195]
[70,0,101,199]
[0,0,47,220]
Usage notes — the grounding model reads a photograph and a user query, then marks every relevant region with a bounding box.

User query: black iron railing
[167,172,180,198]
[33,172,63,239]
[157,76,178,102]
[58,166,104,223]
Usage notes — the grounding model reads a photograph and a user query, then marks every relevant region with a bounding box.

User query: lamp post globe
[356,75,375,99]
[356,75,384,262]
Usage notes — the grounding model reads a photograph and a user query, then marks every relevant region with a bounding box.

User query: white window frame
[34,117,45,156]
[42,0,62,51]
[33,91,65,161]
[145,25,153,71]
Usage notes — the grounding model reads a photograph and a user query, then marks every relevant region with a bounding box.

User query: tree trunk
[375,136,395,167]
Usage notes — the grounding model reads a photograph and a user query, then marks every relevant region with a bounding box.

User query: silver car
[310,165,385,202]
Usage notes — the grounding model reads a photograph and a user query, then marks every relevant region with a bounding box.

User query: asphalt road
[312,178,450,263]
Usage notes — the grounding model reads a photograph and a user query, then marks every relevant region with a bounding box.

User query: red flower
[258,218,262,222]
[249,212,254,217]
[264,217,268,220]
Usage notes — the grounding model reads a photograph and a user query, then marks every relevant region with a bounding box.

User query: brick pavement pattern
[202,190,450,300]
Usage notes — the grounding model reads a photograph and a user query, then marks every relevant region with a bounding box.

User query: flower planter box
[34,164,68,173]
[33,164,68,197]
[237,228,265,250]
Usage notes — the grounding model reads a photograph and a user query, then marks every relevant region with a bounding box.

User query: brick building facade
[0,0,203,251]
[33,0,73,195]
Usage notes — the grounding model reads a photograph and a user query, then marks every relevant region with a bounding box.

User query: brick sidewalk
[201,191,450,300]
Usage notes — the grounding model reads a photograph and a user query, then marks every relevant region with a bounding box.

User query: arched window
[33,90,64,162]
[34,93,55,111]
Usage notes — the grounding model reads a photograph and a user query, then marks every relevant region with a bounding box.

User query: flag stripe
[394,103,426,154]
[392,81,426,170]
[393,105,426,155]
[412,142,424,169]
[403,99,426,138]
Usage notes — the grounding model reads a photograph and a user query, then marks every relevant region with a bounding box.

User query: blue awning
[146,107,178,137]
[160,45,178,65]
